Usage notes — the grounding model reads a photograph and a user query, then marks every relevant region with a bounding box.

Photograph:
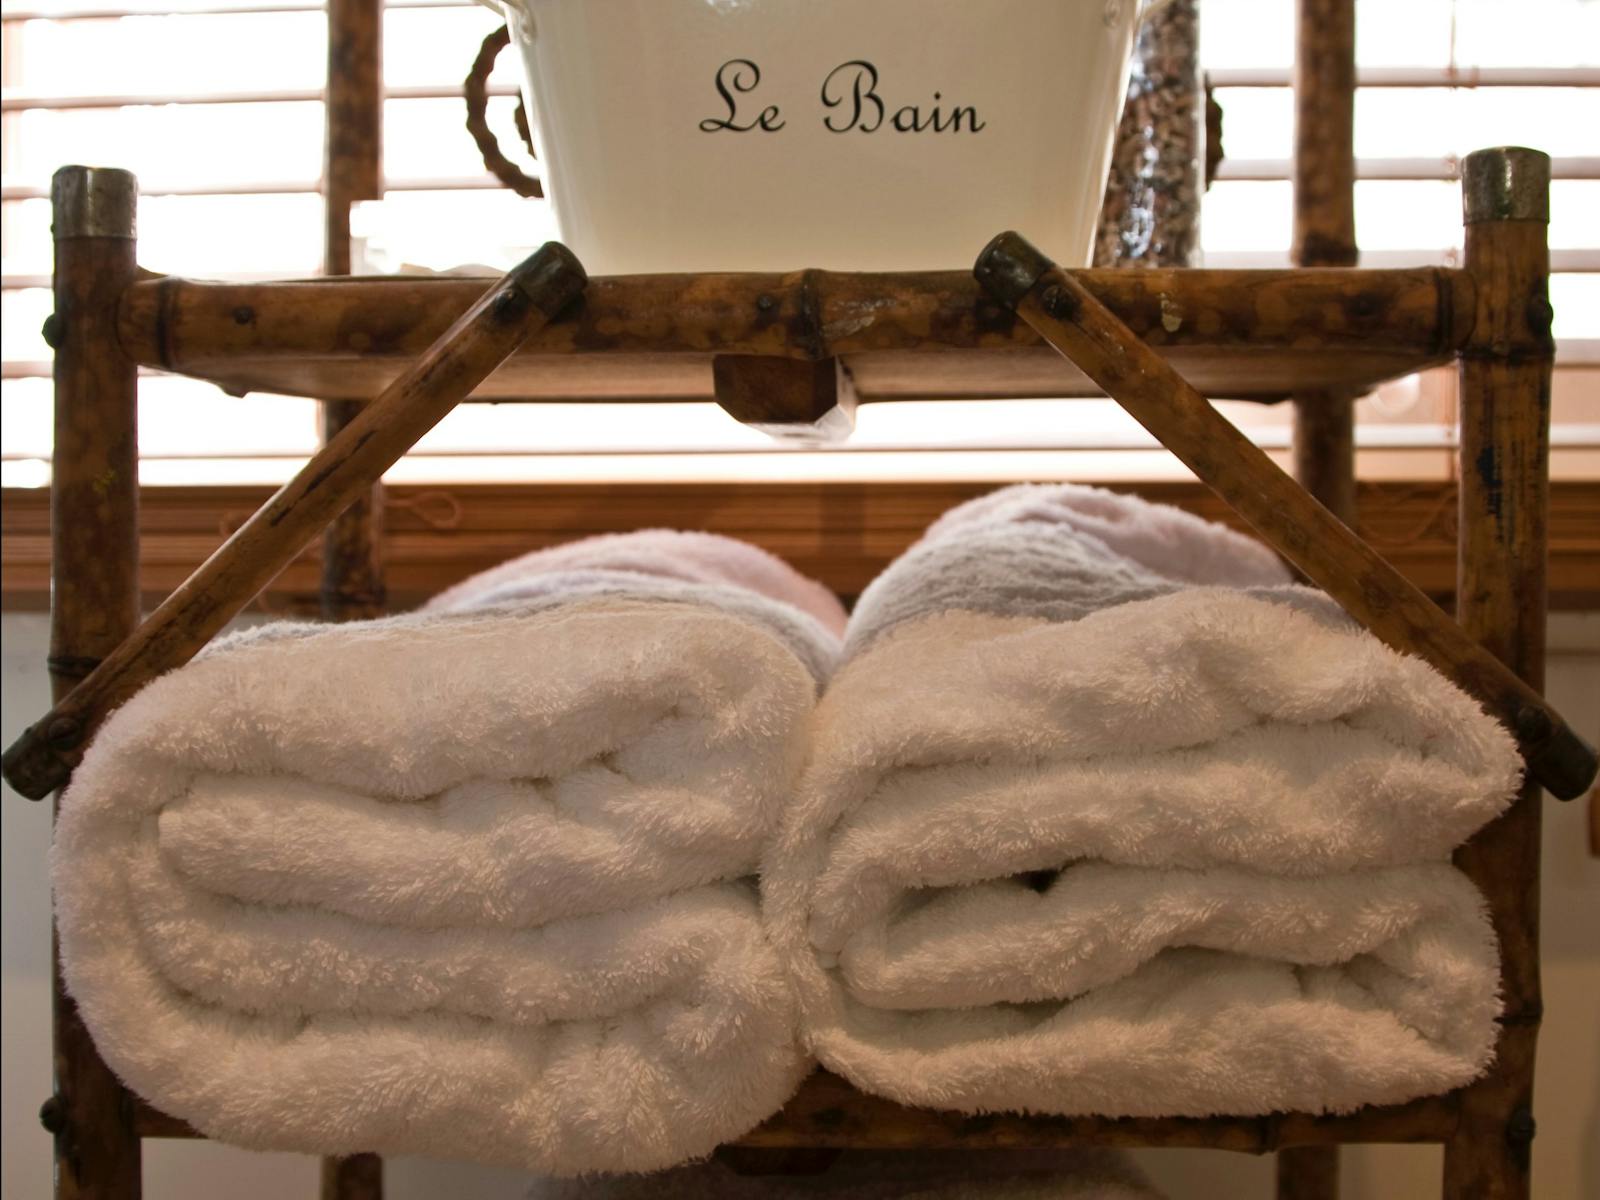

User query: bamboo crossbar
[114,266,1475,405]
[973,229,1597,803]
[120,267,1474,362]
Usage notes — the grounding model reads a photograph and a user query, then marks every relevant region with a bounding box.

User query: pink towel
[427,528,848,639]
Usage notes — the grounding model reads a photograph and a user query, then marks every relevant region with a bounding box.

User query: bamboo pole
[1289,0,1359,546]
[972,229,1596,802]
[1,244,587,801]
[1291,0,1358,270]
[322,0,381,279]
[1288,396,1355,524]
[321,1153,383,1200]
[42,164,144,1200]
[111,265,1478,408]
[1441,146,1553,1200]
[318,398,386,622]
[320,0,386,627]
[1277,1146,1340,1200]
[120,266,1475,368]
[1282,5,1358,1194]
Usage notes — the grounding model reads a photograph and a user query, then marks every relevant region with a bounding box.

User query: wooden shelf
[117,266,1475,405]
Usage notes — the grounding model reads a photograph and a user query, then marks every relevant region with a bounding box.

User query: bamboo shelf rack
[9,144,1594,1200]
[9,2,1596,1199]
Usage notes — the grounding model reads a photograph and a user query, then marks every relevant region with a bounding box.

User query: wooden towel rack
[6,142,1594,1200]
[6,0,1594,1194]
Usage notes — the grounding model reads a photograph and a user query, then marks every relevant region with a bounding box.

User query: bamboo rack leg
[41,165,143,1200]
[1290,0,1357,272]
[1289,396,1355,525]
[1286,0,1358,522]
[322,0,382,280]
[971,230,1596,802]
[320,0,386,629]
[321,1153,383,1200]
[1288,0,1358,528]
[1,244,587,800]
[319,401,386,622]
[1441,147,1553,1200]
[1276,1146,1339,1200]
[1281,5,1356,1194]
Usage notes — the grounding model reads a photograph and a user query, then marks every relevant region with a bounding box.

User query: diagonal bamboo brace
[973,230,1597,802]
[2,242,587,801]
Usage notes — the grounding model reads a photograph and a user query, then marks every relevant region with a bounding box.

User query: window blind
[2,0,1596,485]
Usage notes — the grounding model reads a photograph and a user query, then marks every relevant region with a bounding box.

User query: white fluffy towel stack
[764,484,1524,1120]
[53,531,846,1174]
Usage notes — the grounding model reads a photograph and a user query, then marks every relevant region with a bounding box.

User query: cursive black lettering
[820,60,884,133]
[943,103,985,133]
[700,59,785,132]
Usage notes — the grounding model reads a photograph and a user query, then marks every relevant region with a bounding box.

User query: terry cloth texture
[54,531,843,1174]
[765,484,1522,1120]
[429,527,848,643]
[533,1148,1167,1199]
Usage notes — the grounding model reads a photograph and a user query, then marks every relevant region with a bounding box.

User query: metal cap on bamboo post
[52,165,137,240]
[1462,146,1550,225]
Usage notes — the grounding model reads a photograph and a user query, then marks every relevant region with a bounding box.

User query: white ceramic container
[477,0,1143,274]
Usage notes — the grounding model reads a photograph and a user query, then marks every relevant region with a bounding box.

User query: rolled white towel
[55,532,841,1173]
[765,484,1521,1119]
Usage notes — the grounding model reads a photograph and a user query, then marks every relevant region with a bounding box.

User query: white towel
[765,484,1522,1119]
[54,532,844,1174]
[534,1149,1167,1199]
